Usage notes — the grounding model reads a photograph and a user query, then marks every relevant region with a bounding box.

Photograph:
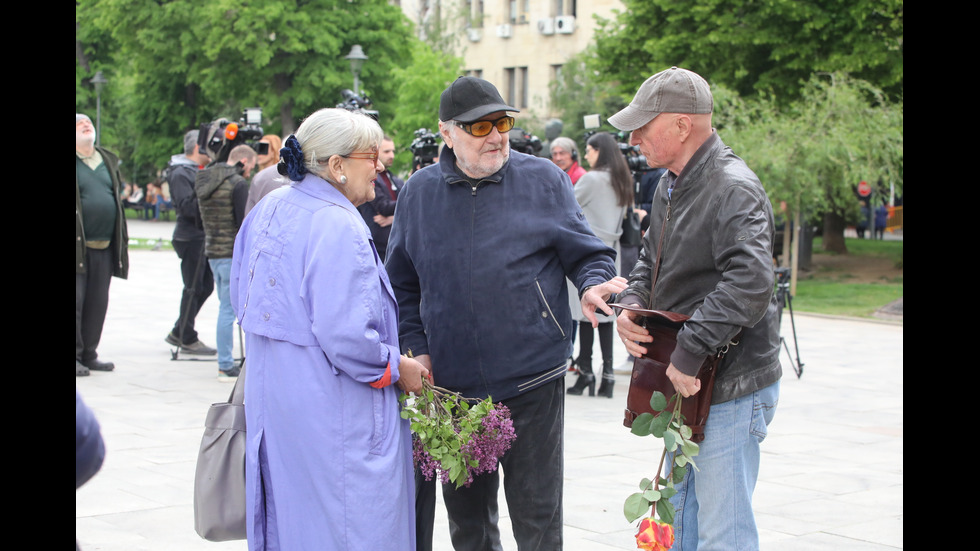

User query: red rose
[635,517,675,551]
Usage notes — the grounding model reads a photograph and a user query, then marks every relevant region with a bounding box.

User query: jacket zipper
[535,279,566,338]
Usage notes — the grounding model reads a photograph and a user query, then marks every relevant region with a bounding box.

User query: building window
[556,0,576,16]
[519,67,528,108]
[509,0,530,24]
[552,64,563,85]
[504,66,528,109]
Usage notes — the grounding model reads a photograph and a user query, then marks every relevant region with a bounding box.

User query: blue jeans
[208,258,235,371]
[667,380,779,551]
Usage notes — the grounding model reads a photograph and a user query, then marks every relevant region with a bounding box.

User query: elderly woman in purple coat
[231,108,428,550]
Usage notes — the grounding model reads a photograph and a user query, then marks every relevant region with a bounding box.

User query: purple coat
[231,174,415,550]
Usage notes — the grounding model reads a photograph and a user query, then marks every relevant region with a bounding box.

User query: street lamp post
[91,71,108,146]
[345,45,368,96]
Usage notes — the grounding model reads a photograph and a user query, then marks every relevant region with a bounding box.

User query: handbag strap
[228,360,246,405]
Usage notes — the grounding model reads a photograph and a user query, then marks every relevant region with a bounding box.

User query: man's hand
[616,309,653,357]
[666,363,700,397]
[396,355,430,395]
[580,276,629,327]
[374,214,394,227]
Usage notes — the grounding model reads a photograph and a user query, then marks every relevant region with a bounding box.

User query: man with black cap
[611,67,782,551]
[385,76,627,550]
[76,113,128,377]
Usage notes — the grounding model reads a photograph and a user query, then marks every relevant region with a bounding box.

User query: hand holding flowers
[399,378,516,489]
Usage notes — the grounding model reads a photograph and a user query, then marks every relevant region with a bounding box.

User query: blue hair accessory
[279,134,307,181]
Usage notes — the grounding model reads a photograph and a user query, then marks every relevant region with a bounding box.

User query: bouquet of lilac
[400,378,517,489]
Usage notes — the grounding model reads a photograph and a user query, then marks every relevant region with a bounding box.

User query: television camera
[198,108,268,164]
[410,128,440,170]
[613,131,653,175]
[509,127,543,155]
[336,89,379,121]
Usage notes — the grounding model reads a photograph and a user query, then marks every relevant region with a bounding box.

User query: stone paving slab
[77,220,903,550]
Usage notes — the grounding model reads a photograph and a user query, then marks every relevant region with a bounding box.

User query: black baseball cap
[439,76,519,123]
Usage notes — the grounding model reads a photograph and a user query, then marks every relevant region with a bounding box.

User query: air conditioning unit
[496,23,513,38]
[555,15,576,34]
[467,28,482,42]
[537,18,555,35]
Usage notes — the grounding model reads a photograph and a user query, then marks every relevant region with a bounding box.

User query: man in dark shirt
[164,130,217,356]
[76,113,129,376]
[357,135,402,262]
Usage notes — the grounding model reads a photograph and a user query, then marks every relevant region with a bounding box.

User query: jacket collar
[438,145,506,187]
[670,130,721,194]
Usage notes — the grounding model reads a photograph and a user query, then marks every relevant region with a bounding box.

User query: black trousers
[416,457,436,551]
[442,378,565,551]
[76,247,113,363]
[171,238,214,344]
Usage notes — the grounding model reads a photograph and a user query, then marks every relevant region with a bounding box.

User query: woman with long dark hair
[568,132,634,398]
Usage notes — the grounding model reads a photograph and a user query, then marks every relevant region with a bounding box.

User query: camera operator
[550,136,586,184]
[357,135,401,262]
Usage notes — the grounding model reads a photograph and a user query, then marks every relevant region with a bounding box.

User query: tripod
[775,267,804,378]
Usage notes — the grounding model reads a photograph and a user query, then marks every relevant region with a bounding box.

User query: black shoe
[83,358,115,372]
[597,361,615,398]
[597,377,615,398]
[76,361,90,377]
[567,372,596,396]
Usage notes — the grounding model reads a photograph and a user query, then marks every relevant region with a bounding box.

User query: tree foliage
[547,48,632,144]
[385,40,464,177]
[721,73,902,253]
[591,0,903,104]
[76,0,425,183]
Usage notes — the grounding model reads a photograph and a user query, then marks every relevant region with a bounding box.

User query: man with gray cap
[611,67,782,550]
[76,113,128,376]
[386,76,627,550]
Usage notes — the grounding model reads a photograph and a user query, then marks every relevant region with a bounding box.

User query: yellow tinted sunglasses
[453,116,515,137]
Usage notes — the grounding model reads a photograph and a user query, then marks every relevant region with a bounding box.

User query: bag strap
[228,361,246,405]
[648,198,671,308]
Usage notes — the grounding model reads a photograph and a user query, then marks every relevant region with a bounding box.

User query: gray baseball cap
[608,67,713,131]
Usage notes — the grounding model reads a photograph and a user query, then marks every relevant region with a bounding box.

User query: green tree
[385,40,464,177]
[77,0,418,180]
[548,48,631,144]
[723,73,903,255]
[591,0,903,103]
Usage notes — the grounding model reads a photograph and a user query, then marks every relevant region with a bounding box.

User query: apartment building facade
[400,0,626,125]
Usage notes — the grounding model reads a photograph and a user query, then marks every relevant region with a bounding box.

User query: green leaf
[656,498,675,525]
[650,411,671,438]
[624,492,652,523]
[642,489,662,502]
[650,391,668,412]
[672,466,687,484]
[663,430,677,452]
[681,440,699,457]
[679,424,693,440]
[660,487,677,500]
[630,412,656,436]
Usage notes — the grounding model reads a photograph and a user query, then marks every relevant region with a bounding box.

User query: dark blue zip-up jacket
[385,148,617,402]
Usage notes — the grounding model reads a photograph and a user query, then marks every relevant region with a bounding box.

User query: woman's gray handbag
[193,362,247,541]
